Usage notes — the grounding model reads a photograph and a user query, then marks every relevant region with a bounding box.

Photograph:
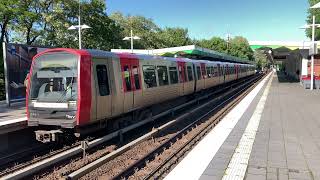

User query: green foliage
[110,12,161,49]
[306,0,320,40]
[158,27,192,48]
[195,37,227,53]
[12,0,49,45]
[195,36,254,61]
[229,36,254,61]
[36,0,123,50]
[254,50,268,70]
[110,12,192,49]
[7,0,124,50]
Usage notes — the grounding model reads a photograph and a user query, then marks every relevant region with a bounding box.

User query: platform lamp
[123,29,141,54]
[67,0,91,49]
[299,2,320,90]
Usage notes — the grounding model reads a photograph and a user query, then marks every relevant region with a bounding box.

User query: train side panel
[183,62,195,95]
[137,58,180,108]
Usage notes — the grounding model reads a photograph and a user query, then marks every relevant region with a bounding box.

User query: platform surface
[0,103,27,134]
[166,72,320,180]
[0,103,26,122]
[243,73,320,180]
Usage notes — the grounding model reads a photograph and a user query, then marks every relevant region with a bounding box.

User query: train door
[94,59,112,120]
[177,61,186,95]
[236,65,238,79]
[200,63,206,88]
[217,64,221,84]
[224,65,227,83]
[120,58,141,112]
[193,64,197,92]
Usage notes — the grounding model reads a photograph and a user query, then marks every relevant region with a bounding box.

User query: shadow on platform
[276,71,299,83]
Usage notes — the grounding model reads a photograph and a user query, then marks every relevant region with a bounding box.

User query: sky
[106,0,310,42]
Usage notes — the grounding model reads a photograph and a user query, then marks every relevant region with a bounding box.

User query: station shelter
[111,45,254,64]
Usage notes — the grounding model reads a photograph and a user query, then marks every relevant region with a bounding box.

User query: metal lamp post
[67,0,91,49]
[123,29,141,53]
[300,2,320,90]
[268,50,274,69]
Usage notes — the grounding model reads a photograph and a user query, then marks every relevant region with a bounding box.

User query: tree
[0,0,22,68]
[158,27,192,48]
[110,12,162,49]
[0,0,20,44]
[195,37,227,53]
[8,0,123,50]
[254,50,268,70]
[306,0,320,40]
[229,36,254,61]
[12,0,53,45]
[74,0,124,50]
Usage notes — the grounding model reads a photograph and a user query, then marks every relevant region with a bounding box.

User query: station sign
[309,42,318,56]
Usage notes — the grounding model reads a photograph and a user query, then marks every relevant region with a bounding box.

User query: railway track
[0,74,262,180]
[63,73,265,180]
[116,73,265,180]
[0,138,92,178]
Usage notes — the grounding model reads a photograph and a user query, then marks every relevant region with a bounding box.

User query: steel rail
[65,74,264,180]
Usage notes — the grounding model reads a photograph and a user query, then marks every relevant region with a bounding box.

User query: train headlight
[68,101,77,108]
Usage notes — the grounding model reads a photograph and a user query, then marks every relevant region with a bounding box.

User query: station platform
[0,103,27,134]
[165,71,320,180]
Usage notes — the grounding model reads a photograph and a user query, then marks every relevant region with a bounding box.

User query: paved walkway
[198,72,320,180]
[246,73,320,180]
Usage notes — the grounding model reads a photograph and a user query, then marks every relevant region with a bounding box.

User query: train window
[206,67,211,78]
[143,65,157,88]
[185,67,189,81]
[96,65,110,96]
[178,66,186,83]
[187,66,193,81]
[210,66,214,77]
[123,65,132,91]
[157,66,169,86]
[196,66,201,80]
[133,66,140,90]
[169,66,178,84]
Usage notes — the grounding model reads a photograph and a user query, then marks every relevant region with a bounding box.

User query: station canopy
[111,45,254,64]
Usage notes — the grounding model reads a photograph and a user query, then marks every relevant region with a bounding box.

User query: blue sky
[106,0,310,41]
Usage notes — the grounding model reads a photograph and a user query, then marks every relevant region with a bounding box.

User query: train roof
[35,48,255,67]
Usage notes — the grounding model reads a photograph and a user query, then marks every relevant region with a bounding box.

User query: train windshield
[29,52,78,103]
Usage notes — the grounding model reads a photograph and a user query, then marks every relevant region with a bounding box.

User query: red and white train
[26,48,255,142]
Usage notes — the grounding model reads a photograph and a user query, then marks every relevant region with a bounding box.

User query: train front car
[27,48,92,143]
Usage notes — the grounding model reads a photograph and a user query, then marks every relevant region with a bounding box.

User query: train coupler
[35,130,63,143]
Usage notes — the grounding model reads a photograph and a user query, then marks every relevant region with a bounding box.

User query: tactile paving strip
[222,73,273,180]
